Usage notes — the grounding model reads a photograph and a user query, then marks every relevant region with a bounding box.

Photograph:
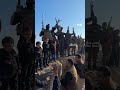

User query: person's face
[44,38,49,43]
[75,56,78,61]
[36,44,40,48]
[3,43,14,52]
[67,61,72,68]
[23,30,32,41]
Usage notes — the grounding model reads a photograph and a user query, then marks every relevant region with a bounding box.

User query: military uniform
[17,36,34,90]
[10,0,35,43]
[42,41,50,67]
[40,29,53,42]
[55,31,65,57]
[35,46,43,70]
[40,26,56,63]
[65,31,73,56]
[49,41,56,62]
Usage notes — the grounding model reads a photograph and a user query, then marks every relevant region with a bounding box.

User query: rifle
[55,18,62,31]
[55,18,61,26]
[18,0,20,5]
[90,0,95,19]
[17,0,21,7]
[107,17,112,30]
[42,14,44,30]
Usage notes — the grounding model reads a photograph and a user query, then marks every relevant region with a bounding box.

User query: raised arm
[10,0,23,25]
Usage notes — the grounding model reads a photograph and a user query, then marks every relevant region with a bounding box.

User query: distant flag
[0,19,1,32]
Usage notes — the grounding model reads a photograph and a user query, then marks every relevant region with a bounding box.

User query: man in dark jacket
[42,37,50,67]
[17,26,34,90]
[35,41,43,70]
[74,54,85,78]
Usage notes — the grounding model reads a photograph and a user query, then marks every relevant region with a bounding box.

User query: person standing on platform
[42,37,50,67]
[35,41,43,70]
[17,26,34,90]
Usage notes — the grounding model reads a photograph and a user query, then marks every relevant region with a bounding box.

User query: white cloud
[77,24,82,26]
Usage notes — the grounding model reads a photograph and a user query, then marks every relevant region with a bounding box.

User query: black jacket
[17,37,34,64]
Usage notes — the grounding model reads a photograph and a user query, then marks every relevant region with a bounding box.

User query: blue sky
[35,0,85,42]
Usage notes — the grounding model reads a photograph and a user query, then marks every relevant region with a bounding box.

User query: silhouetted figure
[71,28,77,55]
[35,41,43,70]
[65,27,73,56]
[40,24,55,42]
[0,37,19,90]
[100,19,113,66]
[17,26,34,90]
[94,66,117,90]
[40,24,57,61]
[42,37,50,67]
[77,35,81,53]
[10,0,35,44]
[110,29,120,67]
[85,2,101,69]
[55,27,65,57]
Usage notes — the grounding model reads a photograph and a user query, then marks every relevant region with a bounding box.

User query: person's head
[22,25,32,41]
[102,22,107,30]
[52,27,55,30]
[44,37,49,43]
[61,27,63,30]
[2,37,14,52]
[67,59,74,68]
[96,66,111,83]
[26,0,35,9]
[67,30,69,33]
[75,54,81,60]
[36,41,41,48]
[46,24,50,30]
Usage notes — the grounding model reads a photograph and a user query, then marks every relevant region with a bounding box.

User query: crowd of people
[51,55,85,90]
[35,21,85,71]
[0,0,35,90]
[85,1,120,70]
[0,26,34,90]
[0,0,85,89]
[85,1,120,90]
